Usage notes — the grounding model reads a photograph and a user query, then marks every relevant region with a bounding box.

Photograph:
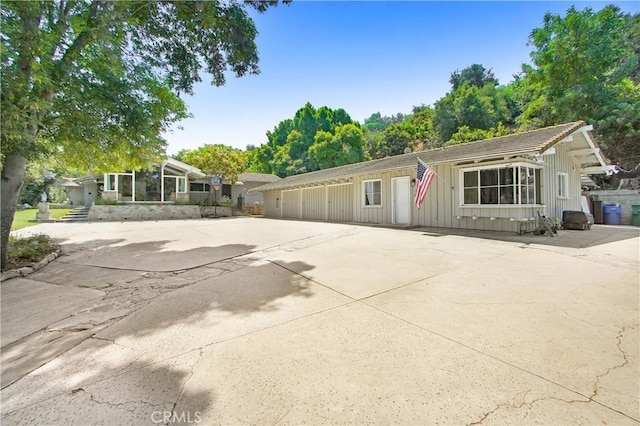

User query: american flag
[414,158,435,210]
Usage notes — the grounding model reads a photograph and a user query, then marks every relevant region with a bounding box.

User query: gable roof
[254,122,588,192]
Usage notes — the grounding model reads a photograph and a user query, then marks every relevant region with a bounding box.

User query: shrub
[5,234,58,270]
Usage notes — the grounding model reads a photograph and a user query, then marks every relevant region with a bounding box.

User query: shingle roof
[238,172,281,183]
[253,121,585,192]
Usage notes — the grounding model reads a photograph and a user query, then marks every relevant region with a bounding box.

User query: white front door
[392,176,411,225]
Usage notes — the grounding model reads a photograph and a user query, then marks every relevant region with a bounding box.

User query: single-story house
[253,122,615,233]
[65,158,280,207]
[188,172,281,206]
[100,158,205,203]
[60,177,98,206]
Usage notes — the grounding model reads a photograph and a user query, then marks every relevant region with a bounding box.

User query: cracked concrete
[2,218,638,424]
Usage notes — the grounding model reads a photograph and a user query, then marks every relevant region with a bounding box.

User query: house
[100,158,205,203]
[87,158,278,207]
[188,172,281,206]
[59,177,98,206]
[253,122,615,233]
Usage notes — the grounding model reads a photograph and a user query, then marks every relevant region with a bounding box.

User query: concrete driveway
[1,218,638,425]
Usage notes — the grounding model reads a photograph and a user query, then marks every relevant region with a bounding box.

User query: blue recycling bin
[603,204,622,225]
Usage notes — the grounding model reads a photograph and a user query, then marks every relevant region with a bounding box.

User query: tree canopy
[177,144,245,183]
[519,5,639,166]
[248,103,365,177]
[0,0,283,268]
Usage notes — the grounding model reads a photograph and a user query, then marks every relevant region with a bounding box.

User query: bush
[5,234,58,270]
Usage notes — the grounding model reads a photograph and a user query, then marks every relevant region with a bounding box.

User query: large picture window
[461,164,541,206]
[363,180,381,206]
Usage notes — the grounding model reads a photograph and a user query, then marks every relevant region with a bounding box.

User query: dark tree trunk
[1,154,27,269]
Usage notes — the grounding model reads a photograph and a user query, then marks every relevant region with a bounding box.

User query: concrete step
[60,207,90,221]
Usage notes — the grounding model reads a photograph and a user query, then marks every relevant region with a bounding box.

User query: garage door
[327,184,353,222]
[282,189,300,218]
[301,187,326,220]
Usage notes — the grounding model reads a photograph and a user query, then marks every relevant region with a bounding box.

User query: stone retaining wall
[199,206,232,218]
[88,204,202,221]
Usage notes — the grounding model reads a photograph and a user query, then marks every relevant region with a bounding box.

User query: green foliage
[433,80,514,143]
[6,234,58,270]
[1,0,283,266]
[449,64,498,91]
[251,103,362,177]
[179,144,246,183]
[446,123,511,145]
[309,124,365,169]
[521,5,640,164]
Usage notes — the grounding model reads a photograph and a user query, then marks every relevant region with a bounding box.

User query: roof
[254,122,587,192]
[238,172,281,183]
[163,158,205,179]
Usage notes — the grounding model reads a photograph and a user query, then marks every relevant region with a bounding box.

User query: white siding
[259,145,586,233]
[540,139,583,219]
[301,187,326,220]
[282,189,300,218]
[263,191,280,217]
[327,184,353,222]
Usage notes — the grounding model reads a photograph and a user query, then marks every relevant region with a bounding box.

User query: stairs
[60,206,90,222]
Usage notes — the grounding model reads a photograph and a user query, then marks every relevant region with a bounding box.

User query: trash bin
[603,204,622,225]
[632,205,640,227]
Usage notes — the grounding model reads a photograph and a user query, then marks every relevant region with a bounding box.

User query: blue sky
[163,1,639,155]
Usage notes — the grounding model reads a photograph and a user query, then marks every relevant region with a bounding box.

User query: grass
[11,208,72,231]
[5,234,59,270]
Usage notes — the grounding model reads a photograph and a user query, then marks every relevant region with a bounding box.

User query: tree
[521,5,640,165]
[0,0,283,267]
[449,64,498,91]
[433,80,512,143]
[179,144,246,204]
[250,103,358,176]
[309,124,365,169]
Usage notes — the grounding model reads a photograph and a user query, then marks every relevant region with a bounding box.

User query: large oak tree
[1,0,283,267]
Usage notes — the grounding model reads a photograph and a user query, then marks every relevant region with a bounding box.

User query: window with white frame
[105,174,117,191]
[363,180,381,206]
[177,177,186,193]
[557,172,569,198]
[461,164,541,206]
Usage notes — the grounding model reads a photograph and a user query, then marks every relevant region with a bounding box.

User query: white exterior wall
[259,149,585,233]
[301,187,326,220]
[539,138,584,219]
[263,191,280,217]
[282,189,300,218]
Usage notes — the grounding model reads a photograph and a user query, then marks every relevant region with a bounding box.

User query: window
[557,172,569,198]
[189,182,210,192]
[363,180,381,206]
[461,164,541,206]
[105,174,117,191]
[177,177,186,193]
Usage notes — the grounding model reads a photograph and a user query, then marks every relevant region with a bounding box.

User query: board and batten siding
[263,191,280,217]
[327,183,353,222]
[259,142,584,233]
[352,168,415,224]
[301,186,326,220]
[282,189,300,218]
[540,138,583,219]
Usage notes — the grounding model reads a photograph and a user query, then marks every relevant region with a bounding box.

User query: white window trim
[557,172,569,199]
[458,162,543,208]
[362,179,382,208]
[104,173,117,192]
[176,177,187,193]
